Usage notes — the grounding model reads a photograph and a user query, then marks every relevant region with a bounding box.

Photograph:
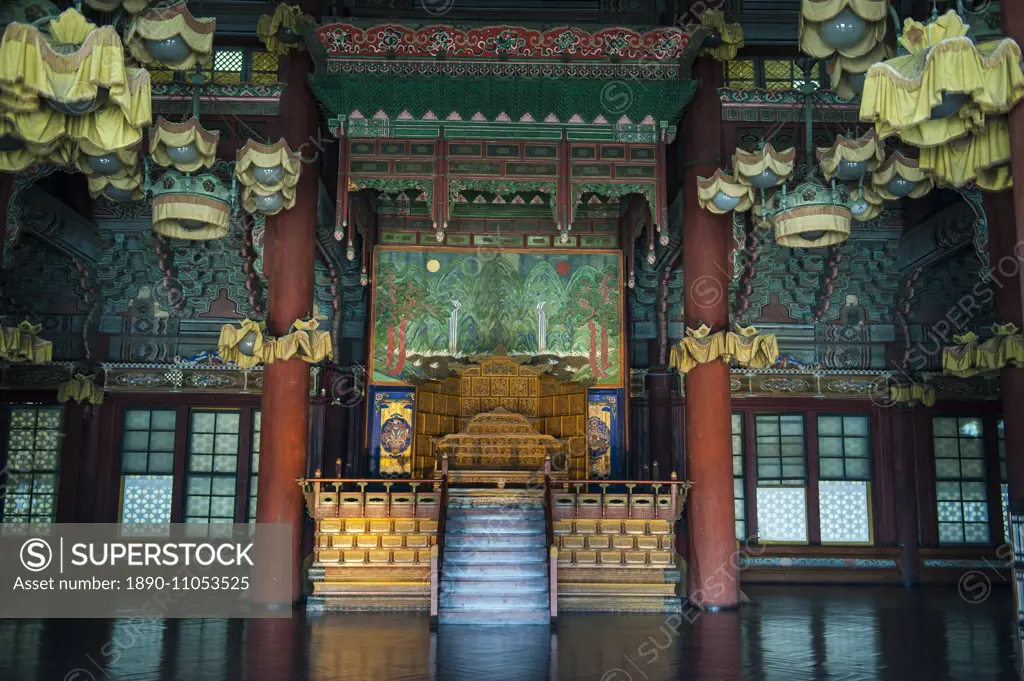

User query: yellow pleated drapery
[828,41,892,100]
[890,383,936,407]
[0,9,152,152]
[57,374,105,405]
[859,10,1024,192]
[817,130,886,179]
[696,169,754,215]
[725,325,780,370]
[84,0,150,13]
[669,326,728,374]
[0,321,53,363]
[235,139,303,215]
[218,319,269,369]
[870,151,934,200]
[734,144,797,188]
[800,0,889,60]
[273,319,333,364]
[257,4,311,56]
[669,325,780,374]
[219,318,333,367]
[149,117,220,173]
[942,324,1024,377]
[919,115,1013,191]
[125,1,216,70]
[698,9,745,62]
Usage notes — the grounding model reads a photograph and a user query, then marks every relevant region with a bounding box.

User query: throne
[434,408,568,485]
[413,356,588,480]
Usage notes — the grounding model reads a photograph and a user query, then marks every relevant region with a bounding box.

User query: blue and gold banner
[369,388,414,476]
[587,389,622,479]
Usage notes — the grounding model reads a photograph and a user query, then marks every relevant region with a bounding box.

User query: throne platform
[434,408,568,485]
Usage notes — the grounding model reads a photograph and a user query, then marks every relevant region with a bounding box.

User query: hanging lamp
[126,1,215,70]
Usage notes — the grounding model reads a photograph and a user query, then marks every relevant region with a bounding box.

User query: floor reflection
[0,585,1018,681]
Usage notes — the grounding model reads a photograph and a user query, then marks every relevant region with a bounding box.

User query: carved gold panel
[447,396,459,416]
[540,379,559,396]
[442,378,461,395]
[419,392,434,413]
[481,397,500,411]
[462,378,473,395]
[490,377,509,396]
[462,397,480,415]
[473,377,491,396]
[519,398,538,417]
[482,359,518,375]
[554,395,569,416]
[500,397,519,412]
[545,417,561,437]
[569,393,586,413]
[539,397,553,417]
[510,377,529,397]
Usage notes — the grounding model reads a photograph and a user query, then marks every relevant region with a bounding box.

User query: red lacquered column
[680,58,739,609]
[254,46,318,604]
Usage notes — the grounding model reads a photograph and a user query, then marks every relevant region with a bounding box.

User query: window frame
[739,404,879,547]
[148,47,280,85]
[109,400,261,525]
[929,413,999,546]
[723,57,825,90]
[1,404,65,524]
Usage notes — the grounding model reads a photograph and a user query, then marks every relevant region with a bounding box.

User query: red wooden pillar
[254,46,319,604]
[681,58,738,609]
[984,191,1024,505]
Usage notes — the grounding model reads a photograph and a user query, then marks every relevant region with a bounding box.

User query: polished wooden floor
[1,585,1018,680]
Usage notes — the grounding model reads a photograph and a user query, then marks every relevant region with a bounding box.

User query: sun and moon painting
[370,247,624,387]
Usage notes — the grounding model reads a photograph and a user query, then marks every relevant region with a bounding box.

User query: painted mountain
[371,248,622,386]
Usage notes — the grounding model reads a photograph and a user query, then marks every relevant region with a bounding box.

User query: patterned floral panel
[121,475,174,524]
[755,486,808,543]
[819,480,872,544]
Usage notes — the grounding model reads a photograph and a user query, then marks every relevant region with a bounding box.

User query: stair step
[440,593,549,610]
[446,509,544,521]
[443,549,547,565]
[438,609,550,625]
[445,519,544,534]
[441,579,548,595]
[442,563,548,579]
[445,533,546,549]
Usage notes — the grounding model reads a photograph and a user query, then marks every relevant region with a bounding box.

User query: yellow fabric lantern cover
[272,319,333,364]
[817,130,886,180]
[257,4,310,56]
[696,169,754,214]
[773,205,852,248]
[87,172,145,201]
[235,139,302,215]
[126,2,216,70]
[152,193,231,240]
[84,0,150,13]
[698,9,745,62]
[669,325,729,374]
[218,319,268,369]
[149,117,220,172]
[74,140,139,179]
[800,0,888,60]
[57,374,105,405]
[860,11,1024,148]
[870,151,934,200]
[725,325,780,369]
[0,321,52,363]
[890,383,935,407]
[734,144,796,187]
[919,115,1013,191]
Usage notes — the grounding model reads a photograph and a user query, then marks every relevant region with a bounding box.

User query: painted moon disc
[426,259,441,273]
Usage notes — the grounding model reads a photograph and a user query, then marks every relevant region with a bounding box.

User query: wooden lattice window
[723,58,823,90]
[724,59,755,88]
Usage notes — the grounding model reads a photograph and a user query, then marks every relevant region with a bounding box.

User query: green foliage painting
[371,248,623,386]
